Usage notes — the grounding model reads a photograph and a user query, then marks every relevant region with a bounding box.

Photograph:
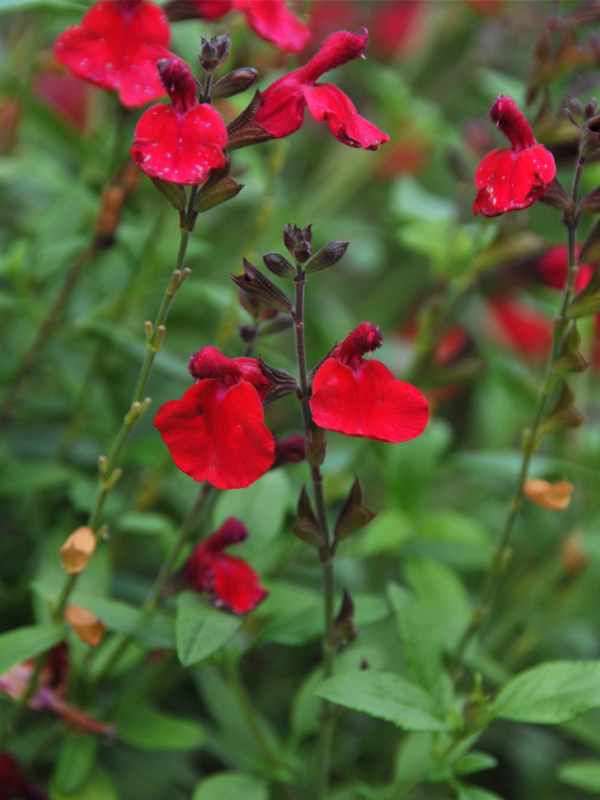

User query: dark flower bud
[231,259,293,314]
[585,98,599,119]
[259,358,298,404]
[539,177,574,213]
[582,114,600,157]
[332,588,358,645]
[553,323,589,376]
[292,485,324,547]
[306,241,349,274]
[283,223,313,264]
[272,434,306,468]
[226,90,274,150]
[194,176,244,213]
[199,34,230,74]
[263,252,296,278]
[538,381,584,440]
[238,322,258,343]
[566,95,586,128]
[259,312,294,336]
[333,475,376,549]
[212,68,258,99]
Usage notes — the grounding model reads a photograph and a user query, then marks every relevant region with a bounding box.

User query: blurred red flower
[154,346,275,489]
[131,57,227,184]
[54,0,174,108]
[473,95,556,217]
[487,295,554,359]
[185,518,268,614]
[256,30,390,150]
[166,0,310,52]
[0,753,47,800]
[310,322,429,442]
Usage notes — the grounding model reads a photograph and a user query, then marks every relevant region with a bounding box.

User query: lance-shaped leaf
[194,176,244,213]
[334,475,376,546]
[292,485,324,548]
[568,264,600,318]
[232,259,293,314]
[578,218,600,263]
[332,588,358,644]
[305,240,349,274]
[151,178,187,211]
[553,323,589,375]
[538,381,584,439]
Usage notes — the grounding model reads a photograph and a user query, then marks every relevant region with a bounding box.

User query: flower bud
[585,98,599,119]
[538,381,584,439]
[231,259,293,314]
[332,588,358,645]
[568,263,600,316]
[194,175,244,213]
[259,312,294,336]
[272,433,306,468]
[292,485,324,547]
[226,90,274,150]
[212,68,258,100]
[524,478,573,511]
[60,526,96,574]
[151,177,187,210]
[305,240,349,274]
[333,476,376,548]
[566,95,586,128]
[553,323,589,376]
[263,252,296,278]
[199,34,230,74]
[259,358,299,403]
[64,605,106,647]
[283,223,313,264]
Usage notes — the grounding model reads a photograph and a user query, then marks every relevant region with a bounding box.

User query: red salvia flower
[185,518,268,614]
[130,57,227,184]
[255,29,390,150]
[486,295,554,359]
[54,0,174,108]
[167,0,310,52]
[535,244,595,292]
[473,95,556,217]
[310,322,429,442]
[154,346,275,489]
[0,753,47,800]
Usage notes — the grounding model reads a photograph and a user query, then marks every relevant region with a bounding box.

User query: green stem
[385,735,468,800]
[454,156,585,667]
[0,187,199,749]
[292,266,335,799]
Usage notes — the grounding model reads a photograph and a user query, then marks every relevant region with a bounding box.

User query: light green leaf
[354,510,414,556]
[53,734,97,795]
[558,760,600,793]
[192,772,268,800]
[492,661,600,724]
[415,511,492,570]
[176,592,242,667]
[455,785,504,800]
[50,765,118,800]
[0,624,64,676]
[453,752,498,776]
[116,706,206,751]
[317,670,449,732]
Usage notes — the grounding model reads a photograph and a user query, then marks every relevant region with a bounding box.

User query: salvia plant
[3,2,600,800]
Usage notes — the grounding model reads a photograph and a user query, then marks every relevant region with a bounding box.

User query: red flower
[473,95,556,217]
[255,29,390,150]
[0,753,47,800]
[167,0,310,52]
[154,346,275,489]
[54,0,174,108]
[185,518,268,614]
[131,57,227,184]
[487,295,554,359]
[310,322,429,442]
[536,244,595,292]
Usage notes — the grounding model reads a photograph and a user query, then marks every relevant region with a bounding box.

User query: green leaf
[50,765,118,800]
[455,785,504,800]
[0,624,64,676]
[558,760,600,793]
[53,734,97,795]
[354,510,414,556]
[414,511,492,570]
[116,706,206,751]
[317,670,449,732]
[192,772,268,800]
[0,0,85,13]
[176,592,242,667]
[492,661,600,724]
[453,752,498,776]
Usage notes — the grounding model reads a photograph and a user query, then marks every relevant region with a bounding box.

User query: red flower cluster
[473,96,556,217]
[168,0,310,52]
[154,346,275,489]
[131,57,227,184]
[310,322,429,442]
[54,0,174,108]
[0,753,47,800]
[256,30,390,150]
[185,518,268,614]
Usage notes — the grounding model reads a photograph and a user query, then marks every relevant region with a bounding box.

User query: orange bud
[60,526,96,574]
[524,478,573,511]
[560,530,590,577]
[64,605,105,647]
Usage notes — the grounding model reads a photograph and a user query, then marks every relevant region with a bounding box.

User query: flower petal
[303,83,389,150]
[209,554,268,614]
[255,72,306,138]
[236,0,311,52]
[54,0,173,108]
[131,102,227,184]
[310,357,429,443]
[154,381,275,489]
